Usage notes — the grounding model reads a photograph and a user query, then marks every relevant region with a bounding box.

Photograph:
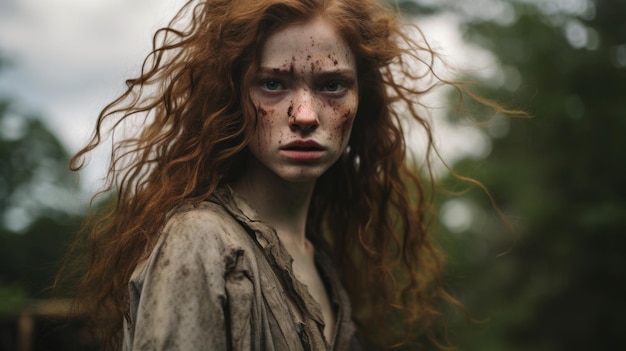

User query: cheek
[253,104,277,150]
[338,109,356,144]
[328,96,358,146]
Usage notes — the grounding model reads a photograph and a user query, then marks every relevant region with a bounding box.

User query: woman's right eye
[261,80,284,91]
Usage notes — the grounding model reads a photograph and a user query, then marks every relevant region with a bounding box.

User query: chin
[275,168,327,184]
[279,174,323,184]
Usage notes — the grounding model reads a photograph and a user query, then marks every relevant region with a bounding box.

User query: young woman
[65,0,509,349]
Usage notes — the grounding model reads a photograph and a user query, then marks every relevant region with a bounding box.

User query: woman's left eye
[320,81,345,92]
[261,80,284,91]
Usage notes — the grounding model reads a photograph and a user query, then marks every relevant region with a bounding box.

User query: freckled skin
[257,105,269,117]
[247,17,359,183]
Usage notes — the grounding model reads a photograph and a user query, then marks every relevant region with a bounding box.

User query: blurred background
[0,0,624,350]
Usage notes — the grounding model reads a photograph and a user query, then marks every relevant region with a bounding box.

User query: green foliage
[0,54,96,351]
[0,96,86,301]
[424,0,626,350]
[0,285,26,314]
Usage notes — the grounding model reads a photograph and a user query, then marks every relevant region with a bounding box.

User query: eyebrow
[256,66,356,78]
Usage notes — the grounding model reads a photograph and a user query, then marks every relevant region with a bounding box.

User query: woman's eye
[320,81,345,92]
[261,80,284,91]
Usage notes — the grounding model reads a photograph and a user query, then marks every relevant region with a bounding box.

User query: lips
[281,140,325,151]
[280,140,325,160]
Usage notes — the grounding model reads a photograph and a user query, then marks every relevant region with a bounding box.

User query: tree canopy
[398,0,625,350]
[0,74,85,312]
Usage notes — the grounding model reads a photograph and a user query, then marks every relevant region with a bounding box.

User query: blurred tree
[0,57,95,350]
[398,0,625,350]
[0,62,86,310]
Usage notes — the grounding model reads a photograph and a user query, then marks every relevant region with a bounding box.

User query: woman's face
[246,16,358,184]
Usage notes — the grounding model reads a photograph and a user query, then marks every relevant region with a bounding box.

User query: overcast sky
[0,0,495,191]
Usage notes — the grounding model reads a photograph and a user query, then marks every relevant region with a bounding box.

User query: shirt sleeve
[127,210,230,350]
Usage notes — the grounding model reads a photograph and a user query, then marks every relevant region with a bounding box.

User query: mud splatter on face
[257,104,268,117]
[341,109,354,121]
[287,100,294,118]
[255,104,276,149]
[245,17,358,183]
[338,109,355,145]
[289,60,296,78]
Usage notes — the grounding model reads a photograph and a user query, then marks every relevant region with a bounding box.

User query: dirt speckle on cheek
[327,98,339,110]
[255,104,276,149]
[256,104,268,117]
[341,109,354,121]
[338,109,354,145]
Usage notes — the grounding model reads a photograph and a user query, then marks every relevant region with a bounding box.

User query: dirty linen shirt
[122,187,360,351]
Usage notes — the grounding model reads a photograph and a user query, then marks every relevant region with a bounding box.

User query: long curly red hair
[62,0,514,349]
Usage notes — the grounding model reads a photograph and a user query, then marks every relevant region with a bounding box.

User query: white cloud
[0,0,184,190]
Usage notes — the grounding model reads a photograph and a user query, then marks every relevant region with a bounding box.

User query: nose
[289,89,319,131]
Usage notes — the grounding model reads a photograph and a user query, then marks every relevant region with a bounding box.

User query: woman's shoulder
[160,200,247,250]
[166,200,233,229]
[130,200,250,286]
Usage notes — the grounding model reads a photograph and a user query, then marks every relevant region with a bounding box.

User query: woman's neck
[231,166,315,252]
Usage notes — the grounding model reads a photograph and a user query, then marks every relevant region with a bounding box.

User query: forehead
[259,17,355,70]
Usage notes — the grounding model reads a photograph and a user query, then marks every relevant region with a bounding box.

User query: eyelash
[319,81,345,92]
[258,77,354,94]
[260,80,285,91]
